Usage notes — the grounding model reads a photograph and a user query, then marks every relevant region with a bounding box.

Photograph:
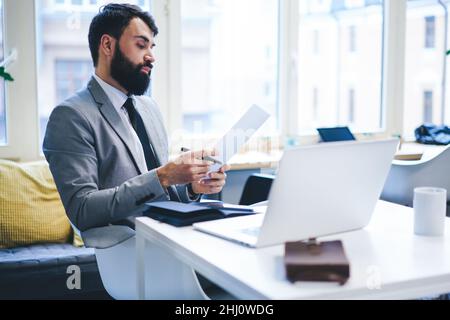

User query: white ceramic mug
[413,187,447,236]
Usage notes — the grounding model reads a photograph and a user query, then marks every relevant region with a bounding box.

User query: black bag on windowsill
[415,124,450,145]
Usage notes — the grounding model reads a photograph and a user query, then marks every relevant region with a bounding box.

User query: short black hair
[88,3,158,67]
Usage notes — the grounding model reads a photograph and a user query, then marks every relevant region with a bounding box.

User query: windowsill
[395,141,448,163]
[226,141,449,171]
[227,150,282,171]
[34,141,448,171]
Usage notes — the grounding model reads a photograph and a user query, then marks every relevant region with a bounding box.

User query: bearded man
[43,3,229,235]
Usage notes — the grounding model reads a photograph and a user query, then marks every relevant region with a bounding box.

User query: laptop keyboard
[240,226,260,237]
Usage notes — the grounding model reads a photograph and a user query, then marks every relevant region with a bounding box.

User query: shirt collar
[93,73,132,112]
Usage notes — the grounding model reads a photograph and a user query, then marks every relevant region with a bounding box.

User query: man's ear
[99,34,116,59]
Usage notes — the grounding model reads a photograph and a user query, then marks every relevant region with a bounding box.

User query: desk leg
[136,232,145,300]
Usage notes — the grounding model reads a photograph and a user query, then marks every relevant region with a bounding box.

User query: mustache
[140,61,153,69]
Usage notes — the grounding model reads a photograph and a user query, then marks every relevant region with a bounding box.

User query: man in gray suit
[43,4,230,237]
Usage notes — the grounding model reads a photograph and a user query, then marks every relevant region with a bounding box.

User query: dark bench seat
[0,244,110,299]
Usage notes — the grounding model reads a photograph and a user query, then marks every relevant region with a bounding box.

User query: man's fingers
[193,174,209,181]
[200,179,225,188]
[189,149,215,159]
[190,166,210,175]
[178,151,211,165]
[208,187,223,194]
[219,164,231,173]
[207,172,226,180]
[202,149,217,157]
[198,185,223,194]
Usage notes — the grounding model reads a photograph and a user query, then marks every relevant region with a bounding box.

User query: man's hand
[156,150,214,188]
[191,165,231,195]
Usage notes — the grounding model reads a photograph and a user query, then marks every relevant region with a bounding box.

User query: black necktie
[123,98,180,202]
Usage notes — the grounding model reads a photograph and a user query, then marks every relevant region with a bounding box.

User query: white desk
[135,201,450,300]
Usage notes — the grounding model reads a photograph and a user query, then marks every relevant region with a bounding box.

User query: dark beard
[110,43,151,96]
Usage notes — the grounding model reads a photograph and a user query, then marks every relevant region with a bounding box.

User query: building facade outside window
[349,25,356,52]
[55,60,92,103]
[313,29,320,54]
[313,87,319,122]
[425,15,436,48]
[178,0,280,137]
[298,0,384,134]
[36,0,152,151]
[423,90,433,123]
[348,88,355,123]
[403,0,448,139]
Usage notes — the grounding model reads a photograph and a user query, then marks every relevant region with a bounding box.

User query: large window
[1,0,446,160]
[179,0,280,135]
[36,0,152,150]
[297,0,384,134]
[0,0,5,145]
[403,0,449,139]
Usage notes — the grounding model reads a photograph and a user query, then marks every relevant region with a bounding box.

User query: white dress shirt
[93,73,148,172]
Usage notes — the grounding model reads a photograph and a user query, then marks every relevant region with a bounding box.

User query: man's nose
[145,51,155,64]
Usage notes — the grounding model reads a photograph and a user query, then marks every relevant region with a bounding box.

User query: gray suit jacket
[43,77,192,247]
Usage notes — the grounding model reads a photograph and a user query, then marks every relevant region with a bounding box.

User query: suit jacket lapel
[87,77,146,175]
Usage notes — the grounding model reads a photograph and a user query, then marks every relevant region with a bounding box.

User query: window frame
[0,0,5,146]
[0,0,420,161]
[0,0,40,161]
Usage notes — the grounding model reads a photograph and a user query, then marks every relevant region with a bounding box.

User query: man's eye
[137,44,145,49]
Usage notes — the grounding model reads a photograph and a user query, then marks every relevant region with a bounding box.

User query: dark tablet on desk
[317,127,356,142]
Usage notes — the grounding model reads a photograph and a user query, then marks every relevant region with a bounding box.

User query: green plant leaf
[0,67,14,82]
[447,49,450,56]
[2,73,14,81]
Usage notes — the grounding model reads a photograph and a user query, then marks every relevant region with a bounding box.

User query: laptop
[193,139,399,248]
[317,126,356,142]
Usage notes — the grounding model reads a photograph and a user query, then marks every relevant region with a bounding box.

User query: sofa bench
[0,159,110,299]
[0,243,110,299]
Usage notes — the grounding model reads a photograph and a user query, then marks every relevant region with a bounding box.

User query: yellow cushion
[73,231,84,247]
[0,159,82,248]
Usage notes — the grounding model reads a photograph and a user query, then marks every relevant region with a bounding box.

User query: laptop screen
[317,127,356,142]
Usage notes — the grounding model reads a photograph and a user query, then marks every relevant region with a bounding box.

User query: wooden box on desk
[284,240,350,285]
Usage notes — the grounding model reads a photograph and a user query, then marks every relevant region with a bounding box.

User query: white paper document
[209,104,270,172]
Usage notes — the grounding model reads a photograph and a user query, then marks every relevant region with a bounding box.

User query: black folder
[144,201,255,227]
